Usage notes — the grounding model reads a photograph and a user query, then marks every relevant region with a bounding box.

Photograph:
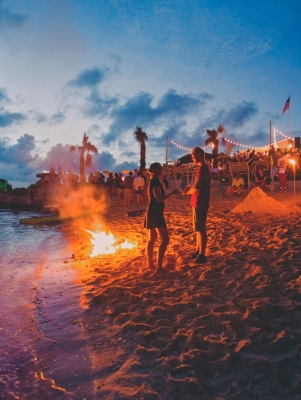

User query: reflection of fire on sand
[33,180,301,398]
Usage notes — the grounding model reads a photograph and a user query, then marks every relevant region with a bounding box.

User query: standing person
[133,168,139,179]
[105,172,114,198]
[269,145,278,168]
[124,171,134,206]
[144,162,178,272]
[185,147,211,264]
[133,171,145,205]
[115,172,124,205]
[277,153,288,192]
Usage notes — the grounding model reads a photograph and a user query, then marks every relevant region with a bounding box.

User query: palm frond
[206,129,218,139]
[86,143,98,153]
[134,126,148,143]
[217,125,226,134]
[205,138,214,146]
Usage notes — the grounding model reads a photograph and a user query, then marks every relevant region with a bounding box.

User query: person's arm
[186,186,197,194]
[153,186,178,202]
[187,164,208,194]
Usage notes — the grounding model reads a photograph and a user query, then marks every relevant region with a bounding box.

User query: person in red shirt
[185,147,211,263]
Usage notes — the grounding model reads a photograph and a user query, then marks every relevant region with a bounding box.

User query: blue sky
[0,0,300,187]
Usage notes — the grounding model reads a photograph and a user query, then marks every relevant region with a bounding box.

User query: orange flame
[83,226,136,258]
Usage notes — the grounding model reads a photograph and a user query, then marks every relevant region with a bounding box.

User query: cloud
[27,110,65,125]
[68,67,109,88]
[157,90,210,116]
[66,67,118,118]
[0,133,39,163]
[43,145,119,175]
[246,128,270,146]
[0,89,27,128]
[84,90,118,117]
[222,101,258,128]
[0,1,27,29]
[102,89,210,145]
[114,160,139,173]
[0,87,8,102]
[94,151,117,172]
[220,34,273,64]
[0,135,120,187]
[197,101,258,134]
[0,134,43,185]
[0,107,26,127]
[49,112,65,125]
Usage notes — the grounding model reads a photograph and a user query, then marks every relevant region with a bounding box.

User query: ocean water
[0,210,82,399]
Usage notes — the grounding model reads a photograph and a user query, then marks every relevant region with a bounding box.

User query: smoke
[54,183,113,259]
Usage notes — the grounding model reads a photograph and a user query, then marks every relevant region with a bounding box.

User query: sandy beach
[10,179,301,399]
[0,181,301,400]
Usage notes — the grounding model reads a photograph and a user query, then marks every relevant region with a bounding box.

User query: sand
[35,180,301,399]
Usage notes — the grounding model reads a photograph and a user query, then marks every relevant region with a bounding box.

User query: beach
[1,180,301,399]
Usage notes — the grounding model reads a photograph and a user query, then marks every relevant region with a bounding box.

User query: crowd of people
[39,167,169,207]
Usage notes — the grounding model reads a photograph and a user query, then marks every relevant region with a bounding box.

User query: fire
[84,226,136,258]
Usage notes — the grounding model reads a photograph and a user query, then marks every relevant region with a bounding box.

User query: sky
[0,0,300,188]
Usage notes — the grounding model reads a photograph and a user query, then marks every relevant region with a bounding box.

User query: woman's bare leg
[147,229,157,269]
[156,227,169,271]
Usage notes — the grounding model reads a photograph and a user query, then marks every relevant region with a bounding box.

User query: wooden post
[166,136,168,167]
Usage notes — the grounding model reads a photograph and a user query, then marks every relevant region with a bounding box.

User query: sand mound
[231,187,286,214]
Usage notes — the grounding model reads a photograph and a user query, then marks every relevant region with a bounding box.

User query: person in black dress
[144,162,177,273]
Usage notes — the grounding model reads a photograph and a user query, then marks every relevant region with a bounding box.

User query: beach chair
[228,162,250,192]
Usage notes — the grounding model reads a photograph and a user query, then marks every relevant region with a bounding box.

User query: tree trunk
[140,142,146,172]
[80,151,86,183]
[212,146,218,168]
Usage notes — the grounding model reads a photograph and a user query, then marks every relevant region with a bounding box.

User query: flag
[282,96,290,115]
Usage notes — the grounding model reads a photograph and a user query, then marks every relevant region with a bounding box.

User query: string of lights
[171,138,268,151]
[171,127,292,153]
[274,128,291,139]
[171,140,215,151]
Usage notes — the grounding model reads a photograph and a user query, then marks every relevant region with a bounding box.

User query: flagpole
[288,93,290,140]
[269,120,274,190]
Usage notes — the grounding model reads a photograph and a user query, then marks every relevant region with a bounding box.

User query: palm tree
[205,125,225,168]
[222,138,234,157]
[70,133,98,183]
[134,126,148,173]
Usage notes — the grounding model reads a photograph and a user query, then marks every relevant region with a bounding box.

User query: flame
[289,158,296,166]
[83,226,136,258]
